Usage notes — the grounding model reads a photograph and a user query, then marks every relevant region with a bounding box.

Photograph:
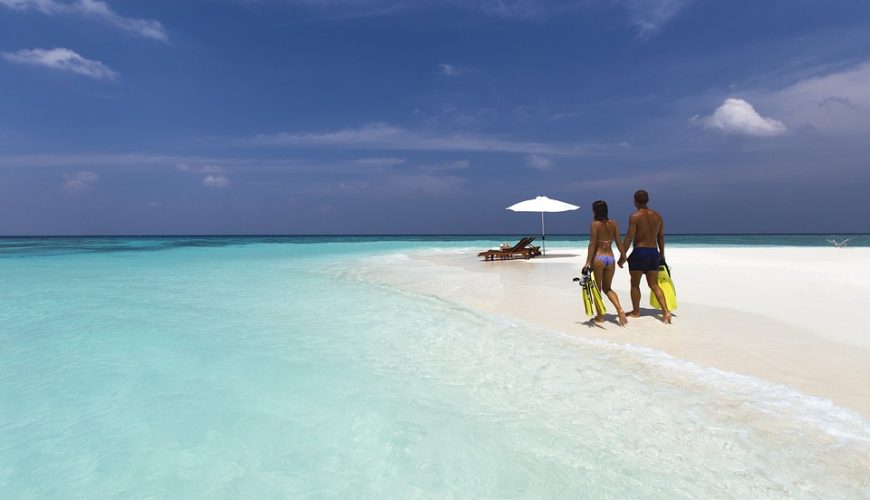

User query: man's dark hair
[592,200,608,221]
[634,189,649,205]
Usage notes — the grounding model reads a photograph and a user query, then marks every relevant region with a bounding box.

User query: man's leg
[645,271,672,324]
[628,271,643,317]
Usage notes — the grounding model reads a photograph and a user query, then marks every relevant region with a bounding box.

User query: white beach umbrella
[506,196,580,255]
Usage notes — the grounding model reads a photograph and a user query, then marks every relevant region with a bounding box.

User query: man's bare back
[628,208,664,250]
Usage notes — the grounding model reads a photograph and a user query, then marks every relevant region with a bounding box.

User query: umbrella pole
[541,211,546,255]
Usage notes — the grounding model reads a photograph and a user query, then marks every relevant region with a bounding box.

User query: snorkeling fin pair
[650,260,678,311]
[574,268,607,318]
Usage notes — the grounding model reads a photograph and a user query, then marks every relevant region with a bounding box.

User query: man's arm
[619,214,636,267]
[613,221,626,257]
[657,218,666,262]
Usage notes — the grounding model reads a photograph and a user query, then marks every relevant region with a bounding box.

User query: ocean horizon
[2,233,869,254]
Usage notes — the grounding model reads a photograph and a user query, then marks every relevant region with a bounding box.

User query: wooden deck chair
[477,237,540,261]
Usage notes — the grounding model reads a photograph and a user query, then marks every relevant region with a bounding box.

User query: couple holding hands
[582,189,673,326]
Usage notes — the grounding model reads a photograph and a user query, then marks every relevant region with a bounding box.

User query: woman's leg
[601,262,627,326]
[591,258,607,322]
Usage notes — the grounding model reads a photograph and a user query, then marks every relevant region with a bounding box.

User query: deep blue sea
[1,235,868,498]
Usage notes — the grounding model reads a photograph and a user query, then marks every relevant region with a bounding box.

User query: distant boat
[827,237,854,248]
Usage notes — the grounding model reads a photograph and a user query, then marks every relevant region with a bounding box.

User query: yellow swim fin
[589,274,607,315]
[650,263,678,311]
[576,270,596,317]
[582,280,594,317]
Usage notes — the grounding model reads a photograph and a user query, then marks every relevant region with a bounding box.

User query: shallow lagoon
[1,237,868,497]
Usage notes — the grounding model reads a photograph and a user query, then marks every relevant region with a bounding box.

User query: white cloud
[0,153,188,168]
[75,0,167,41]
[180,162,231,187]
[525,154,553,170]
[0,0,167,41]
[2,48,117,80]
[248,122,586,156]
[0,153,424,175]
[177,163,225,174]
[352,157,406,168]
[438,63,459,76]
[62,170,98,191]
[696,98,787,137]
[476,0,690,29]
[547,110,583,121]
[621,0,690,37]
[475,0,544,19]
[203,175,230,188]
[428,159,469,170]
[0,0,61,13]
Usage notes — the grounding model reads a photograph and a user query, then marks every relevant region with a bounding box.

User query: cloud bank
[236,0,685,34]
[249,122,585,156]
[761,60,870,136]
[2,48,117,80]
[0,0,168,41]
[697,98,787,137]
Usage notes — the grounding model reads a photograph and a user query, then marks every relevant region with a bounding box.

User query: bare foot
[594,315,605,323]
[626,310,640,318]
[662,312,672,324]
[617,310,628,326]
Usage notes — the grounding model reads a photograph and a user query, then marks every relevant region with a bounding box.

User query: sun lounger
[478,237,541,261]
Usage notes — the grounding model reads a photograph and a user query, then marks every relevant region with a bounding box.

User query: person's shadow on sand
[577,308,675,329]
[630,307,671,319]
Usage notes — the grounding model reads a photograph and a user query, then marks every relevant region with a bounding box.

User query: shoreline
[360,246,870,418]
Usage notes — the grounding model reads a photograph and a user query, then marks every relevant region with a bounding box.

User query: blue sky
[1,0,869,235]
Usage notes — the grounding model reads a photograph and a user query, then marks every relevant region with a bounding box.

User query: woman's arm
[613,221,627,266]
[584,222,598,270]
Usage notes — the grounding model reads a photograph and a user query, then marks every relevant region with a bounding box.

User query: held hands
[617,255,627,268]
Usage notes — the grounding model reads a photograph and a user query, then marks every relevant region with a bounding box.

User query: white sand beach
[363,246,870,417]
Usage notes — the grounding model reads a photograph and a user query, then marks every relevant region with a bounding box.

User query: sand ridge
[378,246,870,417]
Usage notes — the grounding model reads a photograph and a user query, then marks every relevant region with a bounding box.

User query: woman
[583,200,628,326]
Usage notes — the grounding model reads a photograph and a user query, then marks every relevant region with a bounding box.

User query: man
[618,189,672,324]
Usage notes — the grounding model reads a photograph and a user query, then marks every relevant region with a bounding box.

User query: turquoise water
[1,237,869,497]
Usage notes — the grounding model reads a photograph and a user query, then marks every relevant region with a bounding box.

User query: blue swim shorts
[628,247,660,272]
